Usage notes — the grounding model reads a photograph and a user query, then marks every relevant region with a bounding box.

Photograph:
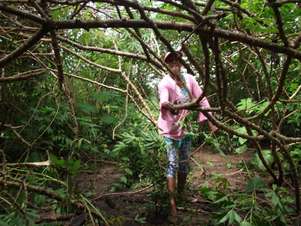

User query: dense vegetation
[0,0,301,225]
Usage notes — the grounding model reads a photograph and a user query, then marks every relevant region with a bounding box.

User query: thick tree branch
[46,19,301,61]
[1,4,300,60]
[99,0,195,22]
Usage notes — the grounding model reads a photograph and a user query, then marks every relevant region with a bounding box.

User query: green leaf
[78,103,97,114]
[231,209,242,224]
[102,115,116,124]
[67,159,81,175]
[238,137,247,145]
[214,195,229,204]
[245,176,266,193]
[0,219,10,226]
[199,186,220,201]
[50,154,65,167]
[255,101,269,113]
[218,211,229,224]
[234,127,248,144]
[219,209,241,225]
[235,145,247,154]
[237,98,256,113]
[120,176,128,184]
[240,220,253,226]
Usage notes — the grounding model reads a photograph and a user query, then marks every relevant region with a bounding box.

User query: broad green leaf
[245,176,266,193]
[240,221,253,226]
[219,209,241,225]
[237,98,256,113]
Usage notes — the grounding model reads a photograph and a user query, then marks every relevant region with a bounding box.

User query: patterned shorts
[164,135,191,178]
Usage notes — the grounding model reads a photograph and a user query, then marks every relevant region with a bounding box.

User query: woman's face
[167,59,181,77]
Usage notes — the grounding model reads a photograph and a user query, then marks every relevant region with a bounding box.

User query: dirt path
[190,147,253,191]
[73,148,254,226]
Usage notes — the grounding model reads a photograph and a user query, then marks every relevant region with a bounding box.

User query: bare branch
[268,0,289,46]
[248,57,292,120]
[63,71,126,93]
[99,0,195,21]
[201,110,264,141]
[0,179,65,202]
[290,84,301,100]
[0,68,46,82]
[220,0,268,27]
[0,3,45,24]
[1,160,50,168]
[50,30,64,87]
[0,27,46,68]
[57,35,147,61]
[35,214,74,224]
[60,45,121,73]
[202,0,216,15]
[274,0,301,6]
[93,184,153,201]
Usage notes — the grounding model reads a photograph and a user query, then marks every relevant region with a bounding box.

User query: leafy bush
[111,124,166,190]
[199,176,294,226]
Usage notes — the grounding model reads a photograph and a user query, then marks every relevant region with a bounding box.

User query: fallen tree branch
[0,160,50,168]
[35,213,74,224]
[93,184,153,201]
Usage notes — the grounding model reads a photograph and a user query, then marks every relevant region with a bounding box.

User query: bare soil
[70,147,254,226]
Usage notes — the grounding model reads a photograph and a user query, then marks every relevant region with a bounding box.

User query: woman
[157,51,217,221]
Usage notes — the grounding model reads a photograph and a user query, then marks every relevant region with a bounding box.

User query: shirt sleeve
[158,83,169,106]
[189,75,211,123]
[158,83,170,120]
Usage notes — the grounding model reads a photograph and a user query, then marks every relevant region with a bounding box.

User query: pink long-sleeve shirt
[157,73,211,140]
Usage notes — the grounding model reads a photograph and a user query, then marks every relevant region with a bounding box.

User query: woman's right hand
[161,102,178,115]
